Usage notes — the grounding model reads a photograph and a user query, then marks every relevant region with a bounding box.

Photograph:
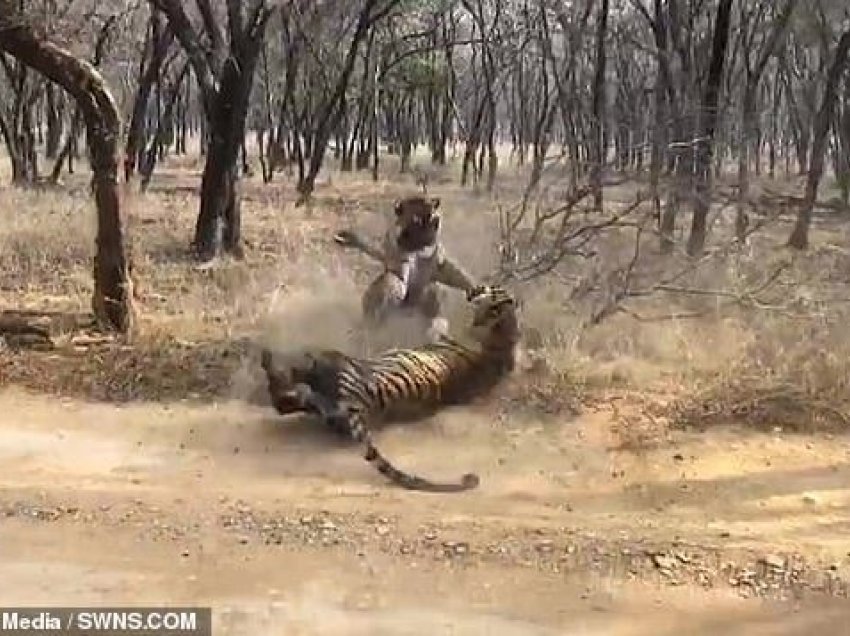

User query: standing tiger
[333,196,477,342]
[260,285,519,493]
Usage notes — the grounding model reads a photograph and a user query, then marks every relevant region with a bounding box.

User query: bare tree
[0,5,135,332]
[124,7,175,182]
[788,26,850,249]
[151,0,275,261]
[295,0,403,202]
[735,0,797,243]
[589,0,608,211]
[686,0,733,257]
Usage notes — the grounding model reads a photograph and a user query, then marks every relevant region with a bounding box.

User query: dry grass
[1,149,849,438]
[665,314,850,434]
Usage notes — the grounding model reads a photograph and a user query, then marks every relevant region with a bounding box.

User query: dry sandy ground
[0,387,848,635]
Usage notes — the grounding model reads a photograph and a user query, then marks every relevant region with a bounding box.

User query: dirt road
[0,387,848,635]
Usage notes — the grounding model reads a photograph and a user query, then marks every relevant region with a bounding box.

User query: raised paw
[465,285,489,301]
[333,230,358,247]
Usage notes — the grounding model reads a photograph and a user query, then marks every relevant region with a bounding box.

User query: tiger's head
[466,285,520,351]
[393,196,441,253]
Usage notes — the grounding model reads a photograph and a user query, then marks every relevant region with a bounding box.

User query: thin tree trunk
[590,0,609,211]
[735,1,796,243]
[139,60,189,190]
[125,11,173,182]
[788,29,850,249]
[686,0,733,257]
[297,0,395,201]
[49,106,81,183]
[44,81,62,158]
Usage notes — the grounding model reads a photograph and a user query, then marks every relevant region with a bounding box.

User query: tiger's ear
[393,199,403,216]
[429,197,441,211]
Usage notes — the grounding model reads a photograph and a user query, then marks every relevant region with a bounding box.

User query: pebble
[453,543,469,555]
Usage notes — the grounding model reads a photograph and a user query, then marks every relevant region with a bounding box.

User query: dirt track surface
[1,387,848,635]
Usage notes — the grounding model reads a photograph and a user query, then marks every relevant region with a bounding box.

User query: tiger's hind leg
[417,284,450,343]
[361,271,407,325]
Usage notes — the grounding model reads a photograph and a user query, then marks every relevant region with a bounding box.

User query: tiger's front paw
[333,230,359,247]
[465,285,488,301]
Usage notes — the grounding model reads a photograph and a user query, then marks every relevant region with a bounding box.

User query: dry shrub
[666,316,850,433]
[488,188,850,432]
[659,244,850,434]
[4,155,848,432]
[0,329,244,402]
[510,254,755,397]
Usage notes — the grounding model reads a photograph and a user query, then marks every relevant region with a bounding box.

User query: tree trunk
[646,0,669,232]
[139,61,189,191]
[788,29,850,249]
[44,81,62,158]
[0,18,135,332]
[193,53,261,259]
[297,0,389,201]
[151,0,274,260]
[589,0,609,211]
[735,0,796,243]
[196,145,240,257]
[736,87,757,242]
[125,11,173,182]
[49,106,81,184]
[686,0,733,257]
[835,80,850,208]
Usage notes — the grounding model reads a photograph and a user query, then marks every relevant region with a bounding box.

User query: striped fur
[260,285,518,493]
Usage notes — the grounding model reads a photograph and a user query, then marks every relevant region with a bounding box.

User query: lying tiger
[334,195,477,342]
[260,284,519,493]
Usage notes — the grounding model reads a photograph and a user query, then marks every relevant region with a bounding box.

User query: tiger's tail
[349,411,479,493]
